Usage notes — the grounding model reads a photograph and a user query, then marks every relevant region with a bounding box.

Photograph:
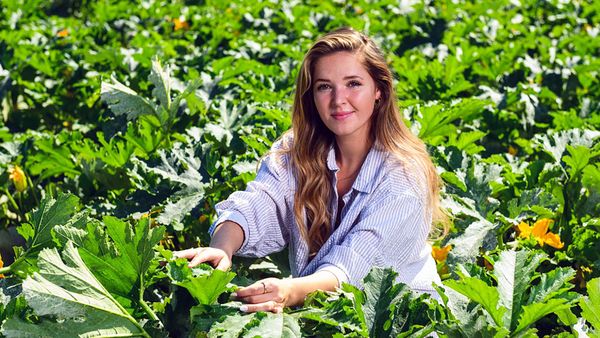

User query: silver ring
[260,281,267,294]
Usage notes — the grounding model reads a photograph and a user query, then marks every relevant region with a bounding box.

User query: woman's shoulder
[260,134,293,179]
[378,151,428,204]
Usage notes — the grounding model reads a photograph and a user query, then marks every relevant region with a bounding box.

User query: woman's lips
[331,111,353,120]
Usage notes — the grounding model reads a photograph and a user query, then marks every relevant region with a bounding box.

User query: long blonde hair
[280,27,447,256]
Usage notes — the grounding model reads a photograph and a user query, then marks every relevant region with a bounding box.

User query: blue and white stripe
[210,140,441,294]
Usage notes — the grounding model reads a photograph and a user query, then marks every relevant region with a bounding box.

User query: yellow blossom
[432,245,452,262]
[531,219,551,245]
[173,17,189,31]
[543,232,564,249]
[517,219,564,249]
[517,221,532,238]
[8,165,27,192]
[0,253,4,278]
[508,145,518,156]
[57,29,69,37]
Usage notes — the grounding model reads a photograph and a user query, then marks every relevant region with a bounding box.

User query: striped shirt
[210,140,441,294]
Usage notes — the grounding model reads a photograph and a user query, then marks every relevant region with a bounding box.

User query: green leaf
[581,278,600,334]
[533,129,600,163]
[526,267,575,305]
[362,267,402,337]
[444,277,505,327]
[100,75,156,120]
[0,243,147,337]
[243,312,301,338]
[168,259,235,305]
[207,311,256,337]
[436,286,503,337]
[138,143,206,230]
[149,58,172,112]
[494,250,545,331]
[563,145,594,178]
[440,172,467,192]
[514,298,572,333]
[12,193,80,274]
[76,217,165,308]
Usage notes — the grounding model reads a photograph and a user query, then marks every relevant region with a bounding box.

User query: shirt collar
[326,142,386,194]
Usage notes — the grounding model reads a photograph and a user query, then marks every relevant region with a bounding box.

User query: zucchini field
[0,0,599,337]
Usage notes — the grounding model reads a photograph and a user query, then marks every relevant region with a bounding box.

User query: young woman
[176,27,446,313]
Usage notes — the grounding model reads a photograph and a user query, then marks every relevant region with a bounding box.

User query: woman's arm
[210,221,245,259]
[174,220,244,270]
[233,270,339,313]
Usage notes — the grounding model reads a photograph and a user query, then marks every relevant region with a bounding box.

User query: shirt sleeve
[316,192,431,287]
[209,153,291,257]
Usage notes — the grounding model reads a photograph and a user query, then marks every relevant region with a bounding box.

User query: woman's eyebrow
[314,75,364,82]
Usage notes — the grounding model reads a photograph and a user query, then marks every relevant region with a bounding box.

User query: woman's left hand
[233,278,293,313]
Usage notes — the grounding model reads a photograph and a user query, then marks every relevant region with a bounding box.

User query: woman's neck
[334,135,373,173]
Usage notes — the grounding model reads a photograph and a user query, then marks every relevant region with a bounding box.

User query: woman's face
[312,51,380,142]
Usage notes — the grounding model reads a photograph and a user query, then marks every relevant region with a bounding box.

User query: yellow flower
[0,253,4,278]
[432,245,452,263]
[517,221,532,238]
[173,17,189,31]
[57,29,69,37]
[517,219,564,249]
[543,232,564,249]
[531,219,551,246]
[8,165,27,192]
[508,145,518,156]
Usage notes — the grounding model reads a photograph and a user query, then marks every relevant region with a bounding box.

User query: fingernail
[231,292,237,298]
[239,305,248,312]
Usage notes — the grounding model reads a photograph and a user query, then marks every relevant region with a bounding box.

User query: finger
[215,257,231,271]
[235,282,267,298]
[173,248,200,259]
[240,301,283,314]
[237,293,274,304]
[189,249,211,267]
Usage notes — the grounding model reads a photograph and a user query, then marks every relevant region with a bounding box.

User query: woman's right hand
[174,247,232,271]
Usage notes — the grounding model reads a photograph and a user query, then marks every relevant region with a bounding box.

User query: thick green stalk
[0,265,11,275]
[139,275,160,322]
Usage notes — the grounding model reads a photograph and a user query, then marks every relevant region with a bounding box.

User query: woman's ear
[375,88,381,100]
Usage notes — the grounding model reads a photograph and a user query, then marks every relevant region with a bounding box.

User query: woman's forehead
[312,51,369,80]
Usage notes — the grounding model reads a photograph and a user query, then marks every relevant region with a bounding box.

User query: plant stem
[26,175,39,205]
[140,297,159,322]
[139,277,159,322]
[3,188,20,215]
[2,254,27,276]
[0,265,11,275]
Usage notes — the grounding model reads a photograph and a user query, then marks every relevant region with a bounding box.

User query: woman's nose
[331,87,349,107]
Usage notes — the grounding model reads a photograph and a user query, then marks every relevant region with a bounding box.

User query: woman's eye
[348,81,362,87]
[316,84,331,91]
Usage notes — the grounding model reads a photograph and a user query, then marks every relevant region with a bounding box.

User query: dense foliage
[0,0,599,336]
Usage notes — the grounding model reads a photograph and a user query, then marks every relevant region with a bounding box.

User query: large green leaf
[100,75,156,120]
[0,242,148,337]
[533,129,600,164]
[444,277,505,327]
[57,216,164,309]
[526,267,575,304]
[149,58,172,112]
[581,278,600,336]
[243,312,301,338]
[168,259,235,305]
[137,143,206,230]
[514,298,572,334]
[494,250,545,331]
[362,267,400,337]
[10,193,81,275]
